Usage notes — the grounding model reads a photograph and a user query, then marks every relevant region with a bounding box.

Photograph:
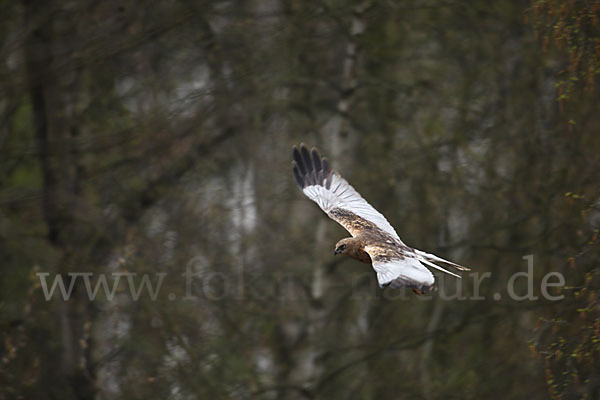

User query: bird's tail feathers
[417,258,461,278]
[415,250,470,271]
[415,250,470,278]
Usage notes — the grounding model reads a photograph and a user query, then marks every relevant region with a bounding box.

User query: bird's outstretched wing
[292,144,403,243]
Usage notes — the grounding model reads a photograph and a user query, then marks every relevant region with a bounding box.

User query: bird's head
[334,238,354,256]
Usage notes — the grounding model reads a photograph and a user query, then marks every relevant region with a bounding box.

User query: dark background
[1,1,599,399]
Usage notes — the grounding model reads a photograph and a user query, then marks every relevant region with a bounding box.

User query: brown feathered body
[332,208,415,265]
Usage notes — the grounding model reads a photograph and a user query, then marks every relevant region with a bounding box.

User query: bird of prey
[292,144,469,294]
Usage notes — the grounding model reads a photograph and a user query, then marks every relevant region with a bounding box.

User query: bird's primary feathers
[292,144,469,293]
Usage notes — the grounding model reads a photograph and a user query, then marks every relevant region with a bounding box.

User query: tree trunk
[24,1,95,398]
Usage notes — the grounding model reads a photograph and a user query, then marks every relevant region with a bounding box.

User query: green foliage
[530,196,600,399]
[530,0,600,104]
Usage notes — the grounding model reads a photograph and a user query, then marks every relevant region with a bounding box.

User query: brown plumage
[332,208,414,265]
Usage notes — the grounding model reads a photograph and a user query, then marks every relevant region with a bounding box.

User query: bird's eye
[341,244,347,250]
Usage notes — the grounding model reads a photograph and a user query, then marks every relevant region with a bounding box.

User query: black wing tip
[300,145,312,170]
[292,161,304,189]
[291,143,332,189]
[311,147,322,168]
[292,146,306,175]
[321,157,330,173]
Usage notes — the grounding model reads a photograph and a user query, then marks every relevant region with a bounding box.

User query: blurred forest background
[1,0,600,399]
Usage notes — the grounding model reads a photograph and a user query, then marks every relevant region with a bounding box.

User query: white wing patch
[303,173,403,242]
[370,255,435,289]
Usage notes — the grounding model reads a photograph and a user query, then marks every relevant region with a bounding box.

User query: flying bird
[292,144,469,294]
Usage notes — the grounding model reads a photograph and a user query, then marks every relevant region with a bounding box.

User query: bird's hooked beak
[334,247,342,256]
